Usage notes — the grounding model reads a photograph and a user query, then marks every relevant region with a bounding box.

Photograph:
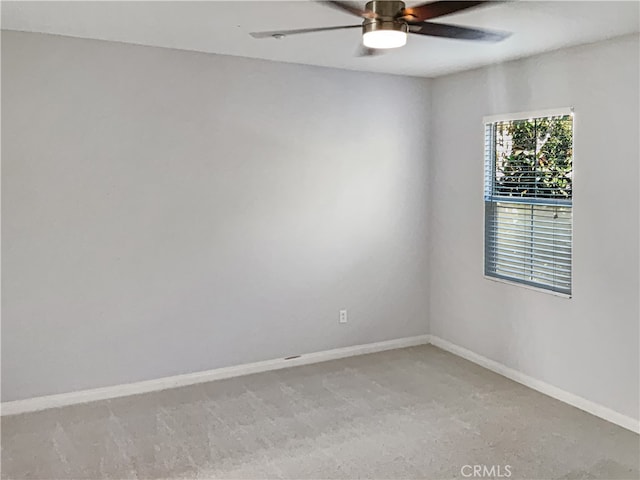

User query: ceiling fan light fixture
[361,0,407,49]
[249,0,511,54]
[362,29,407,49]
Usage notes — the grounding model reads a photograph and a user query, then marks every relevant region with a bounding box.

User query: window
[484,109,573,296]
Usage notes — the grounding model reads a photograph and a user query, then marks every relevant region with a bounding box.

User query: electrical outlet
[339,309,348,324]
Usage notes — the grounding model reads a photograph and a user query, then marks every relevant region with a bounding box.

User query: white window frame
[482,107,574,298]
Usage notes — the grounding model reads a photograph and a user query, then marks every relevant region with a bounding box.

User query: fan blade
[319,1,378,19]
[399,1,490,22]
[356,44,384,57]
[409,21,510,42]
[250,24,361,39]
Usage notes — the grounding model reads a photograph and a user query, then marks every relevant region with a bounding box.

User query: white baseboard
[4,333,638,435]
[429,335,640,435]
[0,334,430,416]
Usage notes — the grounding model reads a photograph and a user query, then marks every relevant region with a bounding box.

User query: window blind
[484,113,573,295]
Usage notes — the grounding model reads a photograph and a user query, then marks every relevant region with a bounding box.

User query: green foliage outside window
[494,115,573,200]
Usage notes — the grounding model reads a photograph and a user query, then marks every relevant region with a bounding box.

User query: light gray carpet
[2,345,638,479]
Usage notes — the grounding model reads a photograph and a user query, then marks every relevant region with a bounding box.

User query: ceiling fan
[250,1,510,54]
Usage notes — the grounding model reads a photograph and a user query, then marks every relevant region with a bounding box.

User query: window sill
[483,275,572,299]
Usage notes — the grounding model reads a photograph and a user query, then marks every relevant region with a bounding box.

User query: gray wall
[1,31,431,401]
[4,29,638,424]
[429,34,640,420]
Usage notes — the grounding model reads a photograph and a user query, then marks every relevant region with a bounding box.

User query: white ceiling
[2,1,638,77]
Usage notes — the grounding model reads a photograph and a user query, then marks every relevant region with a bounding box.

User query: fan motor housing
[362,0,408,35]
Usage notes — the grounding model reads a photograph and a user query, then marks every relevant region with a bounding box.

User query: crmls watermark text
[461,465,512,478]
